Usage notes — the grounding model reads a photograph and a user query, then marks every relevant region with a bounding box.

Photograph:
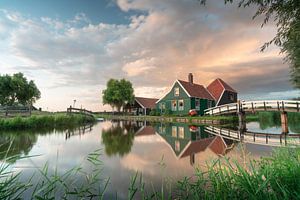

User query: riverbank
[0,113,96,130]
[97,114,243,125]
[1,146,299,199]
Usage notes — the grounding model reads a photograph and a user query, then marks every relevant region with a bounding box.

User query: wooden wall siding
[156,81,217,116]
[156,82,192,115]
[218,91,238,106]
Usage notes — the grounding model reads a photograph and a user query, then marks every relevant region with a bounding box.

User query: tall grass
[0,114,95,130]
[0,147,299,199]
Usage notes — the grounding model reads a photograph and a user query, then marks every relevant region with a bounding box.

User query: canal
[0,116,299,199]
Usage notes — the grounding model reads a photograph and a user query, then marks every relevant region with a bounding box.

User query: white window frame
[172,126,177,137]
[171,100,177,111]
[207,100,212,108]
[174,87,180,96]
[175,140,180,152]
[178,127,184,138]
[195,99,200,110]
[178,99,184,111]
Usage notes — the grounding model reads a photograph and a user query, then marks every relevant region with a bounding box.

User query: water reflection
[0,131,37,163]
[154,123,235,165]
[101,121,139,157]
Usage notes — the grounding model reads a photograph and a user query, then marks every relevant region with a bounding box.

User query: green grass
[0,113,95,130]
[0,146,299,199]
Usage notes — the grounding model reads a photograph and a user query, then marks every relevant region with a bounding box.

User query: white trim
[155,80,191,104]
[155,132,183,160]
[216,89,225,106]
[156,80,177,104]
[177,80,192,97]
[206,88,216,101]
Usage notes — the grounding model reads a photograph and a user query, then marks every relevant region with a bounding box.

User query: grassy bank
[1,147,299,199]
[97,114,238,125]
[0,113,95,130]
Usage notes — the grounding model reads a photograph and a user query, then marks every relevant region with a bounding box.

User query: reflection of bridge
[65,124,93,140]
[204,100,300,134]
[205,126,300,147]
[204,100,300,115]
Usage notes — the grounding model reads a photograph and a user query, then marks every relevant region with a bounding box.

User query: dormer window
[174,87,179,96]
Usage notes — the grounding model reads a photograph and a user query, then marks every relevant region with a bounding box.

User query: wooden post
[281,111,289,134]
[263,101,266,111]
[297,102,299,112]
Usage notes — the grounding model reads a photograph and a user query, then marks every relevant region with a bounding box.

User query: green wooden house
[156,73,216,115]
[156,73,238,116]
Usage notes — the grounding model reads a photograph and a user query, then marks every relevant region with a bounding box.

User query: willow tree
[201,0,300,89]
[102,79,134,112]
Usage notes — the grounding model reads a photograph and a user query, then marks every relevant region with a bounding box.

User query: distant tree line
[0,73,41,107]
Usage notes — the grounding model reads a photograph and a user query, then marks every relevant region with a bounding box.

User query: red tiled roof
[208,136,227,155]
[178,80,215,100]
[135,97,159,109]
[207,78,237,101]
[135,126,155,136]
[179,137,215,158]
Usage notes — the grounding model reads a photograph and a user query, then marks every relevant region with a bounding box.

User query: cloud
[0,0,298,110]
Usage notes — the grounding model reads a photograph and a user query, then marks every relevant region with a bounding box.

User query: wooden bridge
[205,126,300,147]
[204,100,300,116]
[67,107,94,117]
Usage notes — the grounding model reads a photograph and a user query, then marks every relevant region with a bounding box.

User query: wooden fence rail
[205,126,300,147]
[204,100,300,115]
[67,107,94,117]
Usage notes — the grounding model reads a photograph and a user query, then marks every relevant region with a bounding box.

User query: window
[172,126,177,137]
[172,100,177,111]
[178,127,184,138]
[174,87,180,96]
[178,100,184,111]
[229,93,234,101]
[195,99,200,110]
[207,100,213,108]
[160,102,165,110]
[175,140,180,152]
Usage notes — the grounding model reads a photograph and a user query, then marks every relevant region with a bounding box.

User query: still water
[0,118,298,198]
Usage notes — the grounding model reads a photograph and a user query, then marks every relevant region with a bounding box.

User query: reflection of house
[156,73,237,115]
[126,97,158,115]
[155,123,234,166]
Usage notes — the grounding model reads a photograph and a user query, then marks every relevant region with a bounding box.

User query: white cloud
[0,0,297,111]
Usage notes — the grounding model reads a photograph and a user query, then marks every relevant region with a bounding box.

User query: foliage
[102,79,134,112]
[149,109,161,116]
[0,113,95,130]
[0,144,300,199]
[101,121,135,157]
[0,73,41,106]
[200,0,300,89]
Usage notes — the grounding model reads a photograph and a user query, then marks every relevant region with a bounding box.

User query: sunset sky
[1,0,299,111]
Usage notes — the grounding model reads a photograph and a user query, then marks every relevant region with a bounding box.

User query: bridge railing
[204,100,300,115]
[204,103,238,115]
[241,100,300,112]
[67,107,94,117]
[205,126,300,146]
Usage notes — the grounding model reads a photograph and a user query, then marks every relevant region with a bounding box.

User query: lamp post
[73,99,76,108]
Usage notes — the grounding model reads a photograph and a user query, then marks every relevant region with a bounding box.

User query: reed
[0,114,95,130]
[0,146,299,199]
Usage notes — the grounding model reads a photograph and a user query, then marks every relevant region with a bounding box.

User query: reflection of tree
[258,112,300,133]
[0,132,37,163]
[101,122,135,157]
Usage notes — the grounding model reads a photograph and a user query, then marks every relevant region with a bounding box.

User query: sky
[0,0,299,111]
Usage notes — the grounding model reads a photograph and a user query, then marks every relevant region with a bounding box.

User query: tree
[200,0,300,89]
[0,73,41,106]
[102,79,134,112]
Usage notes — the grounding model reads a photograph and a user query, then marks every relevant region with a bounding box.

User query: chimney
[188,73,193,84]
